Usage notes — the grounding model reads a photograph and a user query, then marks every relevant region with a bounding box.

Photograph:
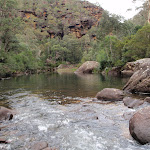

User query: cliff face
[20,0,103,39]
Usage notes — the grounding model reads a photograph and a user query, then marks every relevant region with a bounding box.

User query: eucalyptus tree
[132,0,150,23]
[0,0,22,52]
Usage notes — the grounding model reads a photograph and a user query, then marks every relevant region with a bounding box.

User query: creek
[0,73,150,150]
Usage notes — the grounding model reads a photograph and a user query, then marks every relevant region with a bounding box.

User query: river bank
[0,67,56,81]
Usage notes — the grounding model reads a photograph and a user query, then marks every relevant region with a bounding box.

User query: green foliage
[122,24,150,61]
[42,35,83,64]
[0,0,149,77]
[0,0,23,52]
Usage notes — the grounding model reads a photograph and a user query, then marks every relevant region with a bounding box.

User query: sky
[87,0,145,20]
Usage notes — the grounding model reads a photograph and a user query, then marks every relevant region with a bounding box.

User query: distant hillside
[18,0,103,39]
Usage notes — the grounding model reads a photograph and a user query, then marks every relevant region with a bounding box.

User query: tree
[0,0,21,52]
[122,24,150,61]
[148,0,150,23]
[132,0,150,23]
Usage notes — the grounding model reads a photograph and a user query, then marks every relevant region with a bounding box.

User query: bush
[99,60,112,71]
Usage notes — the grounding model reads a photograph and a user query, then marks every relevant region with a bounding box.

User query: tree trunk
[148,0,150,23]
[109,35,113,62]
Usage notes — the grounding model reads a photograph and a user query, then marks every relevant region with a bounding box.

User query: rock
[0,137,8,144]
[96,88,124,101]
[43,148,52,150]
[122,62,135,71]
[108,67,121,76]
[122,58,150,78]
[123,58,150,93]
[123,67,150,93]
[57,63,75,69]
[123,97,144,108]
[121,70,134,77]
[57,64,68,69]
[134,58,150,71]
[0,107,14,121]
[129,107,150,144]
[31,141,48,150]
[144,97,150,103]
[121,62,135,77]
[123,111,134,120]
[74,61,100,74]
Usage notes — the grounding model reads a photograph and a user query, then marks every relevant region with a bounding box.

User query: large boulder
[134,58,150,71]
[96,88,124,101]
[121,58,150,77]
[0,106,14,121]
[74,61,100,74]
[123,58,150,93]
[123,97,144,108]
[129,107,150,144]
[123,67,150,93]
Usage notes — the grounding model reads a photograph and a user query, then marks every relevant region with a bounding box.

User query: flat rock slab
[123,97,144,108]
[121,70,134,77]
[96,88,124,101]
[129,107,150,144]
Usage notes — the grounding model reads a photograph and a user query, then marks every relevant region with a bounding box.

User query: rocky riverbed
[0,72,150,149]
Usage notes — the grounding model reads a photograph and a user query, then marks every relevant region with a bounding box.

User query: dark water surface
[0,73,150,150]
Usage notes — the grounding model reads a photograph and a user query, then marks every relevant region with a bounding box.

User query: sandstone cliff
[19,0,103,39]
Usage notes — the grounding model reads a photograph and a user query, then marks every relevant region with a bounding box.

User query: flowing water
[0,73,150,150]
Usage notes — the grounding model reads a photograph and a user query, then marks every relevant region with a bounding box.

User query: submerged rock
[75,61,100,74]
[123,111,134,120]
[43,148,52,150]
[96,88,124,101]
[0,106,14,121]
[31,141,48,150]
[129,107,150,144]
[123,97,144,108]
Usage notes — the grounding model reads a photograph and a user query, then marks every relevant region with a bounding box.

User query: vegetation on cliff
[0,0,149,77]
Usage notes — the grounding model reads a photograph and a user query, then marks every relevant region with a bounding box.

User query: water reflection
[0,73,128,98]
